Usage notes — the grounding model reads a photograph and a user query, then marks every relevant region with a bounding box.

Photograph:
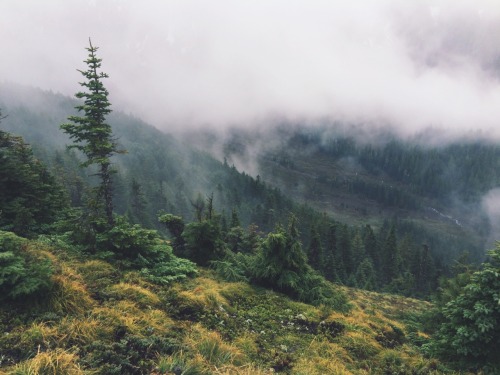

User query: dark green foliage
[182,219,227,266]
[239,224,262,254]
[0,231,53,301]
[336,224,353,276]
[323,223,343,282]
[0,128,67,237]
[127,177,150,226]
[95,216,197,284]
[140,255,198,285]
[60,40,123,226]
[225,225,245,253]
[158,213,186,255]
[355,258,377,290]
[95,216,160,261]
[409,244,437,297]
[430,243,500,370]
[251,216,348,309]
[230,207,240,228]
[252,219,307,292]
[382,226,403,285]
[211,252,252,282]
[307,224,323,271]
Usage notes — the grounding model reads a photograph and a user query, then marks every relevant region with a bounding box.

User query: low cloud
[2,0,500,139]
[482,188,500,246]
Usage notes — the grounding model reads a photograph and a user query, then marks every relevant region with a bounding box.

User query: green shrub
[211,252,253,282]
[0,231,53,301]
[94,216,197,285]
[95,216,160,262]
[140,255,198,285]
[429,243,500,371]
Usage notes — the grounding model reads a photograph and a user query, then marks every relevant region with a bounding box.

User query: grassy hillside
[0,232,463,375]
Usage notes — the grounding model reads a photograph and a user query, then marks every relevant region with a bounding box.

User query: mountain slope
[194,125,496,263]
[0,232,458,375]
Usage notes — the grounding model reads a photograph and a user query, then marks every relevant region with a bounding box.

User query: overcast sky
[2,0,500,138]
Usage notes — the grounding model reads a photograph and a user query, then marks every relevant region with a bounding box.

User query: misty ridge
[0,81,498,258]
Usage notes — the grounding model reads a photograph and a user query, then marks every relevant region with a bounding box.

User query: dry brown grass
[11,348,84,375]
[186,325,245,368]
[76,259,117,289]
[49,265,95,316]
[107,282,161,307]
[175,277,230,310]
[90,299,173,338]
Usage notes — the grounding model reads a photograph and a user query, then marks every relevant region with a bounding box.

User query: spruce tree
[382,225,402,285]
[0,115,67,237]
[61,39,122,226]
[307,224,323,271]
[252,215,309,294]
[230,207,241,228]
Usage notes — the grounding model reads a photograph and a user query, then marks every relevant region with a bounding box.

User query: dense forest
[1,42,499,373]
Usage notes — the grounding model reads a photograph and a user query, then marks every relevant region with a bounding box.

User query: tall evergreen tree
[127,177,149,226]
[337,224,352,279]
[324,223,344,282]
[382,225,402,285]
[355,258,377,290]
[230,207,241,228]
[61,39,122,226]
[351,230,365,271]
[252,215,309,296]
[363,224,379,270]
[308,223,323,271]
[240,224,262,254]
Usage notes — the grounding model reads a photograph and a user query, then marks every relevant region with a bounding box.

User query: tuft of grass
[293,359,353,375]
[212,365,272,374]
[76,259,118,291]
[233,334,260,361]
[11,348,83,375]
[152,351,207,375]
[336,331,382,361]
[91,300,174,339]
[55,316,100,346]
[293,338,353,375]
[176,277,230,309]
[106,282,161,307]
[187,326,244,368]
[49,266,95,316]
[21,322,56,348]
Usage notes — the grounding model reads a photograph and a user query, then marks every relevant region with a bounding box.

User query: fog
[1,0,500,139]
[482,188,500,247]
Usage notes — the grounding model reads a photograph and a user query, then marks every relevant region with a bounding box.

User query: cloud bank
[1,0,500,138]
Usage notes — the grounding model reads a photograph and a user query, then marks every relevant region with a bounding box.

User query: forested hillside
[1,83,496,298]
[195,125,497,259]
[1,78,499,372]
